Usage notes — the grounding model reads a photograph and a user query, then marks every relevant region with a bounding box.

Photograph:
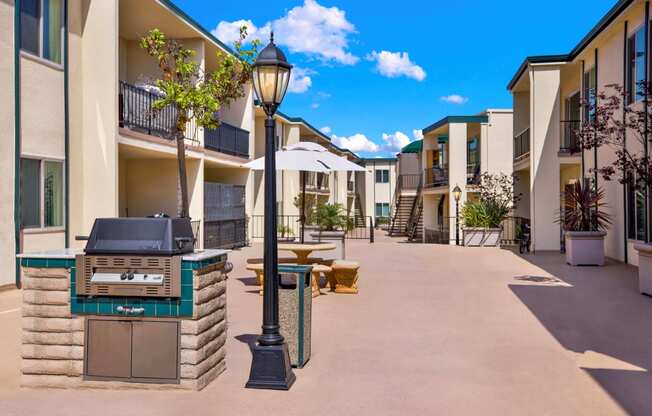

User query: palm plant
[314,203,353,232]
[558,181,611,232]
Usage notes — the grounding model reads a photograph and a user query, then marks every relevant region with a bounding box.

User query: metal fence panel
[204,183,245,222]
[204,219,247,249]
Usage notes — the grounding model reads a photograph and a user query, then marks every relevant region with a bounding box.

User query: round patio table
[278,242,336,264]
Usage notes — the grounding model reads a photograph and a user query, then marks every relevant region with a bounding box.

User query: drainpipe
[64,0,70,248]
[623,20,629,263]
[14,0,22,287]
[645,2,650,244]
[594,48,599,231]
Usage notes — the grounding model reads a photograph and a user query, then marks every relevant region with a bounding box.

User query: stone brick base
[21,264,227,391]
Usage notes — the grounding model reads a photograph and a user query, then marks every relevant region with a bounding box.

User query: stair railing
[389,175,405,235]
[406,177,423,239]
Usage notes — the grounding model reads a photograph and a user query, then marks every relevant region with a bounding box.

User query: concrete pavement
[0,235,649,415]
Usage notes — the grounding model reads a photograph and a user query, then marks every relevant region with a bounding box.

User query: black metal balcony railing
[560,120,580,154]
[119,81,179,139]
[399,174,421,190]
[204,122,250,158]
[424,166,449,188]
[514,128,530,161]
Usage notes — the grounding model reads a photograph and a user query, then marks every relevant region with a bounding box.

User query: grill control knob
[143,274,148,279]
[127,272,135,280]
[120,272,127,281]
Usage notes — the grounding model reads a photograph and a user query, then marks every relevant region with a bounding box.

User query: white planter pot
[565,231,606,266]
[462,228,502,247]
[634,243,652,295]
[310,230,346,260]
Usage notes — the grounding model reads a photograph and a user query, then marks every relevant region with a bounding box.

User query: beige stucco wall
[69,0,120,244]
[448,123,467,239]
[0,0,15,286]
[513,91,530,137]
[529,65,562,251]
[482,110,514,176]
[363,159,396,222]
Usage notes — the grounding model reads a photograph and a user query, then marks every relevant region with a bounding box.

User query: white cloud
[288,67,313,93]
[366,50,426,81]
[320,126,332,134]
[213,0,358,65]
[311,103,320,109]
[380,130,423,152]
[440,94,469,105]
[332,134,380,153]
[211,19,271,45]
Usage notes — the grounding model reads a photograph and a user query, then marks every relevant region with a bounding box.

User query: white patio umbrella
[243,141,366,242]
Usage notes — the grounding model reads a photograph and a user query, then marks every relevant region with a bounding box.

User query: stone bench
[330,260,360,294]
[246,263,332,298]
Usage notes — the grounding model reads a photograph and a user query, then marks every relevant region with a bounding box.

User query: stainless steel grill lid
[84,217,195,255]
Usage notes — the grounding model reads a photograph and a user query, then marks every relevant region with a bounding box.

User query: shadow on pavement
[510,252,652,415]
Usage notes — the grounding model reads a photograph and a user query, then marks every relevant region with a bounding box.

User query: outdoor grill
[76,217,195,298]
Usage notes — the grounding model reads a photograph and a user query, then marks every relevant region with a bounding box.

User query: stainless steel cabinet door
[85,319,132,378]
[130,321,179,380]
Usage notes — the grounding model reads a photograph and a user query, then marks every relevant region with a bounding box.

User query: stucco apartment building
[418,110,513,243]
[360,158,398,225]
[508,0,648,264]
[0,0,370,288]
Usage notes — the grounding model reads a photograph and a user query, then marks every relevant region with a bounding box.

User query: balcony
[347,181,355,193]
[118,81,250,157]
[424,166,449,188]
[119,81,186,141]
[204,122,250,159]
[560,120,580,154]
[303,172,330,193]
[514,128,530,161]
[399,174,421,191]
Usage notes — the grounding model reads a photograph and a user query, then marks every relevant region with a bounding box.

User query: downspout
[623,20,629,263]
[645,2,650,243]
[530,67,536,254]
[64,0,69,248]
[594,48,599,231]
[14,0,22,287]
[581,60,586,177]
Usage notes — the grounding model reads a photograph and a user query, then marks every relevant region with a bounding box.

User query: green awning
[401,139,422,153]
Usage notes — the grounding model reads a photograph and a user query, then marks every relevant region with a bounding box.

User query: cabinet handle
[116,306,145,315]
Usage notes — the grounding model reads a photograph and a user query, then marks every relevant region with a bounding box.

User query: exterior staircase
[406,182,423,241]
[389,174,422,237]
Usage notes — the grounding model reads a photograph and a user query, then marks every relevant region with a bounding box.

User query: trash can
[278,264,313,368]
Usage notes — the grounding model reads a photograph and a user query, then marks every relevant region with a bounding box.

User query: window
[627,171,646,241]
[467,137,479,166]
[375,203,390,218]
[21,0,65,64]
[583,66,597,121]
[627,26,646,104]
[20,158,64,229]
[375,169,389,183]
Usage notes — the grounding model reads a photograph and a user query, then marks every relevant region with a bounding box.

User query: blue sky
[174,0,616,157]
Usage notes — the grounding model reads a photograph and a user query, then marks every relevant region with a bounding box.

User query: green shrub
[461,199,510,228]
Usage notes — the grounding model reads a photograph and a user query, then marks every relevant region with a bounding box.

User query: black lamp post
[452,185,462,246]
[246,33,295,390]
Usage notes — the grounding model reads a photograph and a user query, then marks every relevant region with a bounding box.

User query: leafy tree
[575,82,652,189]
[140,28,259,217]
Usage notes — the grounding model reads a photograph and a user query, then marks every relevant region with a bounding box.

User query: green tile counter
[17,249,230,390]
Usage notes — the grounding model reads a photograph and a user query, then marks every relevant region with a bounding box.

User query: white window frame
[20,155,66,233]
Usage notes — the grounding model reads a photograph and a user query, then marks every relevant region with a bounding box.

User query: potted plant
[461,173,516,247]
[277,224,295,243]
[310,203,353,259]
[556,181,611,266]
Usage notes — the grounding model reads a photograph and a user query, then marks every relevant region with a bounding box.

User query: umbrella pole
[301,170,306,243]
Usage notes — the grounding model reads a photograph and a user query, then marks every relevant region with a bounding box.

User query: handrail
[389,174,405,235]
[406,177,423,238]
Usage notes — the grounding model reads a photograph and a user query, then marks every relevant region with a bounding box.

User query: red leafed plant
[559,181,611,232]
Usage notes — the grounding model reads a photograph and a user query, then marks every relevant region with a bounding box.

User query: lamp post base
[245,343,296,390]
